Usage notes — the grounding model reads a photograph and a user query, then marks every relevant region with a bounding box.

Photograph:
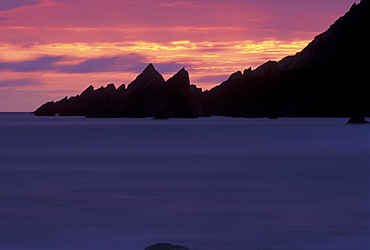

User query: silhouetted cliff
[33,64,198,118]
[202,0,369,118]
[34,0,369,118]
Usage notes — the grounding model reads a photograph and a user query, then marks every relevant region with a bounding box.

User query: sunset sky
[0,0,357,111]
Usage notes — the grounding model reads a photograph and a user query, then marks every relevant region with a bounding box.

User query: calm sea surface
[0,113,369,249]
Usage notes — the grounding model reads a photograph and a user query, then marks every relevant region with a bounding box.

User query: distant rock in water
[347,113,369,124]
[33,0,369,119]
[145,243,189,250]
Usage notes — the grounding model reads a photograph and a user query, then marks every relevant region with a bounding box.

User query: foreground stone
[145,243,189,250]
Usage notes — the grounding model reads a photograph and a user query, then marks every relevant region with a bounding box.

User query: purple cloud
[0,56,139,73]
[59,57,190,74]
[0,54,190,74]
[0,79,40,88]
[60,57,123,73]
[0,0,40,12]
[0,56,64,72]
[58,54,148,73]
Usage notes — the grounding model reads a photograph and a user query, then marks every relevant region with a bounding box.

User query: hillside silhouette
[34,0,369,118]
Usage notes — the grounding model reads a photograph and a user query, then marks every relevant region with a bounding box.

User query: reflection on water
[0,113,369,249]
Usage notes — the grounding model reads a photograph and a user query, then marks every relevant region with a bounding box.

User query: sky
[0,0,358,111]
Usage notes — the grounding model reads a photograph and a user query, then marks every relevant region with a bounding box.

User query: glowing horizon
[0,0,357,111]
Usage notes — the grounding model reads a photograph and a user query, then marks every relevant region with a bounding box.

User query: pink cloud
[0,0,358,111]
[0,0,355,44]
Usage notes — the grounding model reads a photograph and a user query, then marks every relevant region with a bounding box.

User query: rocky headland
[33,0,369,119]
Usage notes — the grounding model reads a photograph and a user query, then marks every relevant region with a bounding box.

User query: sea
[0,113,369,250]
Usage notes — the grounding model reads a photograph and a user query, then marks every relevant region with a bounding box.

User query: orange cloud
[1,39,310,71]
[0,0,356,111]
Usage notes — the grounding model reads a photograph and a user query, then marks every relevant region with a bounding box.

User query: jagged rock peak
[81,85,94,96]
[105,83,116,90]
[252,60,278,77]
[126,63,165,94]
[175,67,188,76]
[94,83,116,92]
[166,67,190,85]
[143,63,156,74]
[228,71,243,81]
[168,67,188,79]
[243,67,253,78]
[277,0,369,71]
[190,84,202,93]
[116,83,126,91]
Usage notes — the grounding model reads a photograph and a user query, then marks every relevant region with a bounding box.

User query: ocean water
[0,113,369,250]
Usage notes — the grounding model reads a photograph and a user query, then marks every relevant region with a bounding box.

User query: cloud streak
[0,54,192,75]
[0,0,40,12]
[0,56,63,72]
[0,78,40,88]
[0,38,310,92]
